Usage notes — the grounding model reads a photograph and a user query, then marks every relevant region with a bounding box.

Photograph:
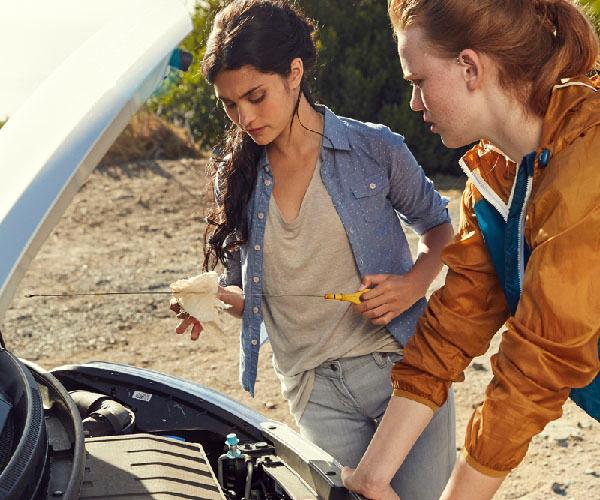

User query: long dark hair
[201,0,318,271]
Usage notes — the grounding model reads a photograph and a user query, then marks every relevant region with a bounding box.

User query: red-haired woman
[343,0,600,498]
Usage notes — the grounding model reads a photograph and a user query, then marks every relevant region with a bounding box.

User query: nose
[409,85,424,112]
[237,103,255,130]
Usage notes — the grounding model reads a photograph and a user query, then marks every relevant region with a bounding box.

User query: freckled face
[213,65,297,146]
[397,27,478,148]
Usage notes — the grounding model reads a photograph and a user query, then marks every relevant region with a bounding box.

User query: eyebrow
[217,85,263,103]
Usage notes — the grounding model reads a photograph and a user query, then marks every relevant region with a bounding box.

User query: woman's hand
[170,299,204,340]
[217,285,245,319]
[169,285,246,341]
[341,467,400,500]
[353,273,427,325]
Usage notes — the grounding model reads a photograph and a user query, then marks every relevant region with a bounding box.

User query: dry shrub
[101,110,200,165]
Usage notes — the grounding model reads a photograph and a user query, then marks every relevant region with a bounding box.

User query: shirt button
[251,339,258,346]
[253,276,260,284]
[369,183,377,190]
[253,306,259,314]
[264,179,272,187]
[254,244,261,251]
[258,212,265,220]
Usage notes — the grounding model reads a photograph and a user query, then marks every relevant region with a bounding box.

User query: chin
[439,133,472,149]
[247,131,275,146]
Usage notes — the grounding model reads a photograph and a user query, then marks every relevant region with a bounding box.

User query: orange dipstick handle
[324,289,371,305]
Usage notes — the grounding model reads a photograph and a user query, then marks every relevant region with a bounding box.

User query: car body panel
[0,0,192,321]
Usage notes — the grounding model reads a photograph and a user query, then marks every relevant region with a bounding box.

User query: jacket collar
[318,104,352,151]
[540,75,600,155]
[458,75,600,220]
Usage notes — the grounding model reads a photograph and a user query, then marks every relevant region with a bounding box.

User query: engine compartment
[0,355,353,500]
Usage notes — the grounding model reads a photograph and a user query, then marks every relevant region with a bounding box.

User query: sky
[0,0,196,119]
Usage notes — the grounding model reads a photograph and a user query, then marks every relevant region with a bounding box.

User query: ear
[457,49,483,91]
[288,57,304,90]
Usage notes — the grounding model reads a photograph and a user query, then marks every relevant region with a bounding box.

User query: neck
[484,94,544,164]
[268,93,323,159]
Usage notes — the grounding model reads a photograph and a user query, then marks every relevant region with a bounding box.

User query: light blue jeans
[298,352,456,500]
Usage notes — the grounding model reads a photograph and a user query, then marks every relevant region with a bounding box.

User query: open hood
[0,0,192,322]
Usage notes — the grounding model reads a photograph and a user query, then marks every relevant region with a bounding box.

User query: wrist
[352,466,391,498]
[404,267,430,297]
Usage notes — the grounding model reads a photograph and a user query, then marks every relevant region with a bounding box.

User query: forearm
[409,222,453,293]
[440,454,504,500]
[352,396,433,496]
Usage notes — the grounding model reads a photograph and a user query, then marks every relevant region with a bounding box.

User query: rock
[541,421,583,447]
[264,401,277,410]
[551,482,569,496]
[584,469,600,478]
[577,421,593,431]
[471,362,487,372]
[137,195,151,209]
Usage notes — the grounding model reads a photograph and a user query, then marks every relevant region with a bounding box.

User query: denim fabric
[219,106,450,395]
[298,352,456,499]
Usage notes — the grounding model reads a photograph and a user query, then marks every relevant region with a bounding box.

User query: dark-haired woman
[342,1,600,499]
[173,1,455,497]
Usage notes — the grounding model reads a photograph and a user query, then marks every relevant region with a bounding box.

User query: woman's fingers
[363,303,390,320]
[371,311,396,326]
[361,292,390,311]
[175,316,203,339]
[169,299,182,314]
[190,320,203,341]
[171,300,203,339]
[175,317,192,334]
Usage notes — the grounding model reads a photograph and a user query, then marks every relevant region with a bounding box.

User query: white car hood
[0,0,192,321]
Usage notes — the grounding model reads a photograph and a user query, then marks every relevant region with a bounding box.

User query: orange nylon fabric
[391,76,600,475]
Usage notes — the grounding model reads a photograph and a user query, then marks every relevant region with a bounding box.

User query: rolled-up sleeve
[382,128,450,234]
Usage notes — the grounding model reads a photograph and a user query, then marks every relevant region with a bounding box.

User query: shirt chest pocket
[351,174,389,222]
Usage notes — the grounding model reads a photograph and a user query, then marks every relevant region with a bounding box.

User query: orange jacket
[391,76,600,476]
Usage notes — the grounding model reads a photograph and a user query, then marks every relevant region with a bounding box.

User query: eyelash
[249,94,265,104]
[223,93,265,109]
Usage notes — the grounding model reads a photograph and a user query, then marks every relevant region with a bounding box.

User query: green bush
[300,0,464,175]
[149,0,226,149]
[583,0,600,17]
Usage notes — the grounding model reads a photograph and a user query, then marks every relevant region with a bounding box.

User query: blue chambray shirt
[218,105,450,396]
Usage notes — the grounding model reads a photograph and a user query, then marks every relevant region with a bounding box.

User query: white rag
[170,272,230,335]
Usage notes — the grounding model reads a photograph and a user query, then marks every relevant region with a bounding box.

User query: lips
[247,126,265,135]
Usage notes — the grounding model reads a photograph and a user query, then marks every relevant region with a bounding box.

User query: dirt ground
[3,159,598,499]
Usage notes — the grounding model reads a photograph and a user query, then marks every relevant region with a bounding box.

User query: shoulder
[536,124,600,221]
[338,114,407,151]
